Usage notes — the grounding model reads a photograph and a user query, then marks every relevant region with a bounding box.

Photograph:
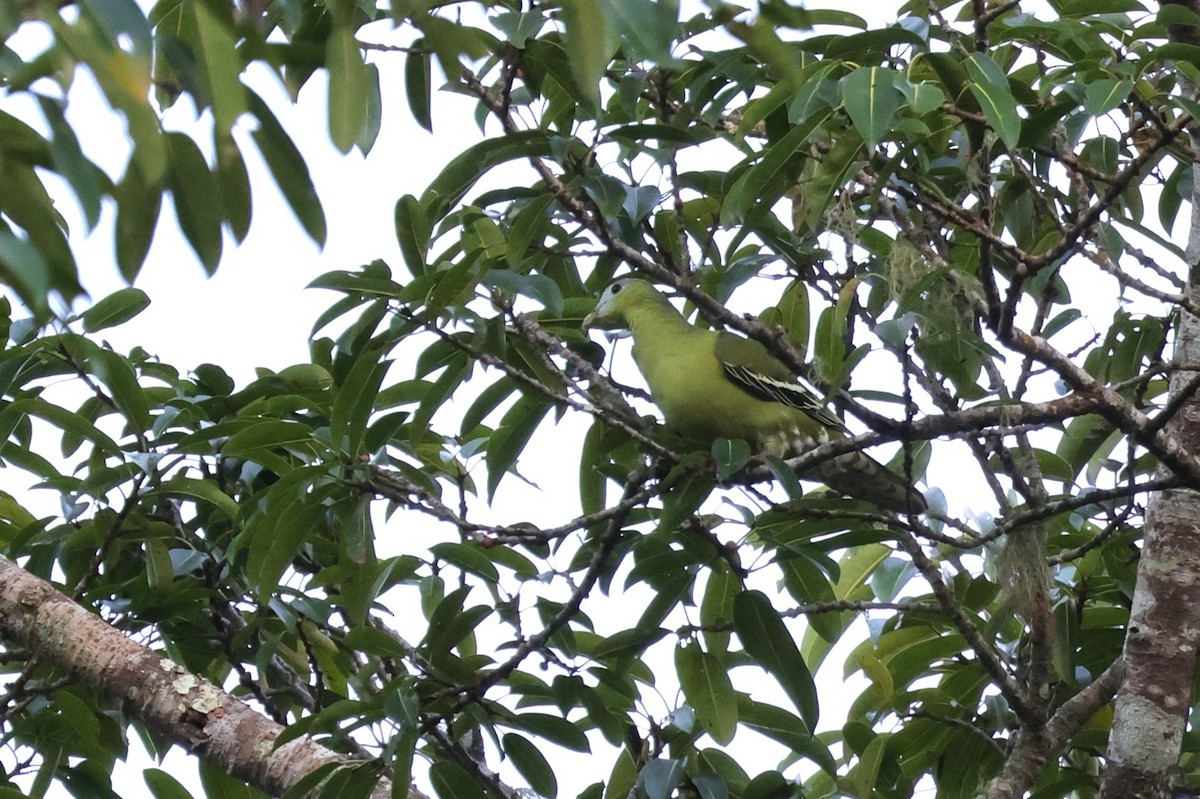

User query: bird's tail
[804,450,927,514]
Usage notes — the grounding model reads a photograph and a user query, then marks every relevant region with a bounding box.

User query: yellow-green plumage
[584,279,926,513]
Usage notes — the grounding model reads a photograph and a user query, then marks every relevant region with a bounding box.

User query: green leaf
[0,397,121,458]
[737,697,837,772]
[963,53,1020,149]
[357,64,383,154]
[656,469,715,536]
[430,542,500,583]
[801,544,891,669]
[723,107,834,224]
[89,349,151,434]
[504,734,558,798]
[193,1,247,135]
[330,348,393,455]
[0,235,49,317]
[483,270,564,315]
[603,0,676,63]
[430,762,481,799]
[0,159,79,305]
[404,39,433,132]
[243,465,331,593]
[563,0,608,109]
[486,395,552,501]
[848,733,888,798]
[579,420,608,516]
[328,26,370,153]
[166,132,222,274]
[711,437,751,481]
[144,767,194,799]
[422,130,555,222]
[395,194,431,276]
[337,494,374,565]
[156,477,239,520]
[733,590,819,727]
[114,161,163,283]
[222,419,322,463]
[80,0,151,54]
[814,277,860,387]
[81,288,151,334]
[676,643,738,744]
[642,759,684,799]
[701,564,738,657]
[1084,78,1132,117]
[320,765,380,799]
[507,713,591,753]
[38,96,103,230]
[248,91,327,246]
[901,81,946,115]
[391,729,419,799]
[592,627,669,661]
[842,66,901,151]
[505,194,555,269]
[774,279,809,357]
[216,134,252,243]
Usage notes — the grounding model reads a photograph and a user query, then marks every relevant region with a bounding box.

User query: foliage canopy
[2,1,1200,798]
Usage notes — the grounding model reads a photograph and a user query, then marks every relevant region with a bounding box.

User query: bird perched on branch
[583,278,926,514]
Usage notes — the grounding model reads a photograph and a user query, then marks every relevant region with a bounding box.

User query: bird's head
[582,278,666,330]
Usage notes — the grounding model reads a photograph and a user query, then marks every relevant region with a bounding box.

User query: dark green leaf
[248,91,327,246]
[486,395,552,501]
[712,437,751,481]
[394,194,431,276]
[155,477,238,520]
[89,349,151,434]
[430,762,481,799]
[0,397,121,458]
[404,40,433,132]
[642,759,684,799]
[507,713,590,753]
[676,643,737,744]
[328,26,370,153]
[562,0,607,109]
[114,161,163,282]
[1083,78,1132,117]
[193,1,246,134]
[166,132,222,273]
[330,348,393,455]
[842,66,901,151]
[733,590,819,727]
[422,131,555,222]
[216,133,252,242]
[430,541,500,583]
[503,734,558,798]
[723,107,834,224]
[964,53,1020,149]
[143,768,193,799]
[80,288,150,333]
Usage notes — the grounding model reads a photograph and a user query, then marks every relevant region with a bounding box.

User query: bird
[582,278,927,514]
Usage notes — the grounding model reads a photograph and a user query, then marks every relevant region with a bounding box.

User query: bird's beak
[582,311,598,329]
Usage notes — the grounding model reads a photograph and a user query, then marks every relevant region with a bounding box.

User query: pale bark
[0,554,426,799]
[1099,12,1200,789]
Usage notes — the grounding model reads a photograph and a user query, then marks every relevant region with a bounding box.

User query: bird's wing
[714,333,847,434]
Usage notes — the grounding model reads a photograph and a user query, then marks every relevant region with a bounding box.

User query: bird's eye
[611,283,622,294]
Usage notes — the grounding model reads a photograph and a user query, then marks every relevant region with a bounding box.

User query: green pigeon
[583,278,926,513]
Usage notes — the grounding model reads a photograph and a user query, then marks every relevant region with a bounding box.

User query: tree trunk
[1099,29,1200,787]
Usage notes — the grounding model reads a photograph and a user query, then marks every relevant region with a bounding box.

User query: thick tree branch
[0,555,422,799]
[987,659,1125,799]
